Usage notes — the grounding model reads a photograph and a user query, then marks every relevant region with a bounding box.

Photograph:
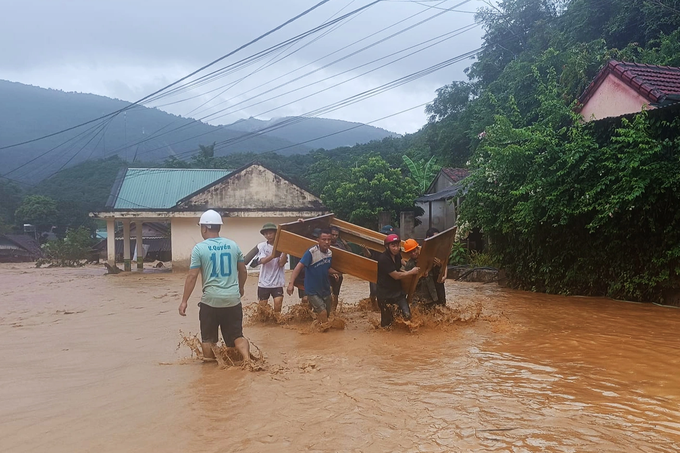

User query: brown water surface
[1,263,679,452]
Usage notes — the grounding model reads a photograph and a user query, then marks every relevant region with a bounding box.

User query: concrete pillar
[135,221,144,270]
[378,211,391,231]
[123,220,131,272]
[106,218,116,266]
[400,211,415,240]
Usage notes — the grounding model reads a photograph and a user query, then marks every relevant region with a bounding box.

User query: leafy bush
[461,67,680,302]
[448,242,469,265]
[37,227,95,267]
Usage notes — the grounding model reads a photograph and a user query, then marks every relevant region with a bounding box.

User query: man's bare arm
[287,262,305,295]
[179,268,200,316]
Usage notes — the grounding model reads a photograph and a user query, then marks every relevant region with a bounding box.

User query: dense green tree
[15,195,58,232]
[320,156,420,229]
[461,67,680,302]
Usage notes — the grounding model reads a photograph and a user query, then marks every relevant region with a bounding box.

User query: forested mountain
[0,80,396,183]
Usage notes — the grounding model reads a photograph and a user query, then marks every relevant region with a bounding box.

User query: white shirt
[256,241,285,288]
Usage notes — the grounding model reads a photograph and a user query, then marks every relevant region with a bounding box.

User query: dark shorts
[369,282,377,297]
[329,274,344,296]
[257,286,284,301]
[199,303,244,347]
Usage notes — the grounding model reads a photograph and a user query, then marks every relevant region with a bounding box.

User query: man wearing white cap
[178,209,250,363]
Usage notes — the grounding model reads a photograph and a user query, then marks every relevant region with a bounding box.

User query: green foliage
[461,66,680,302]
[320,156,421,229]
[37,226,95,267]
[402,155,440,194]
[15,195,58,232]
[31,156,126,234]
[0,179,23,233]
[469,251,497,268]
[191,142,216,168]
[448,242,469,265]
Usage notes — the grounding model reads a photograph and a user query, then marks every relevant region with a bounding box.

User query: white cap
[199,209,223,225]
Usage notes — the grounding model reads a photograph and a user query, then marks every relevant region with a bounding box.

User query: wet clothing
[378,295,411,327]
[255,241,285,288]
[376,249,411,326]
[404,257,440,304]
[376,250,405,300]
[257,286,284,301]
[300,245,333,298]
[199,302,243,347]
[308,294,332,314]
[431,264,446,306]
[330,274,344,296]
[190,237,244,308]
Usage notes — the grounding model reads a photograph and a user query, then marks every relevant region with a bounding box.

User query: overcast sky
[0,0,486,134]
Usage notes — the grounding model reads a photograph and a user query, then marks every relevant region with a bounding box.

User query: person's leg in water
[221,304,251,363]
[308,295,329,323]
[330,274,343,313]
[199,303,219,361]
[377,297,394,327]
[394,295,411,320]
[369,282,379,311]
[273,295,284,313]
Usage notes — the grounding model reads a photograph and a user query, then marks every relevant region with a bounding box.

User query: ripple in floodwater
[2,266,680,452]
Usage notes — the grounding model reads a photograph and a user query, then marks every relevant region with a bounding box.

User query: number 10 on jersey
[209,252,232,277]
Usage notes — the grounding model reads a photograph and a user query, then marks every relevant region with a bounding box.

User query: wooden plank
[405,226,457,303]
[272,214,456,302]
[330,218,386,253]
[275,230,377,283]
[272,214,335,258]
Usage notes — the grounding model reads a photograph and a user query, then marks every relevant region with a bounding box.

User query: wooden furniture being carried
[272,214,457,303]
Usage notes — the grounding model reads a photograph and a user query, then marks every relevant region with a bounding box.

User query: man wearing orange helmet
[375,234,420,327]
[402,238,440,305]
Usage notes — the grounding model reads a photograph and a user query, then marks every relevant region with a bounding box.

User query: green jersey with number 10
[190,237,244,307]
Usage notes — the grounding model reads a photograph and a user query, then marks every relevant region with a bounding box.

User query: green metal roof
[111,168,232,210]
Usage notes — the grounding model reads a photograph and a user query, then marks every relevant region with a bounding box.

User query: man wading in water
[255,223,287,314]
[178,209,250,364]
[376,234,420,327]
[287,227,339,324]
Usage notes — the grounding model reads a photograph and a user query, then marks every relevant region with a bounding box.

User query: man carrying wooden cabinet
[376,234,420,327]
[286,228,340,324]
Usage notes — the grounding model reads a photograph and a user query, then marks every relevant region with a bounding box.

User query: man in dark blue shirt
[287,228,338,323]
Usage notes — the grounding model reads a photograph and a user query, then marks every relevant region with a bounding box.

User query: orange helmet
[402,238,419,253]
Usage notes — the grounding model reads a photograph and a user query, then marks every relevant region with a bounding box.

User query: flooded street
[1,263,679,452]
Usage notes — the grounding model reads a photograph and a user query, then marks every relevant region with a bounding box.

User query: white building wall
[171,216,300,270]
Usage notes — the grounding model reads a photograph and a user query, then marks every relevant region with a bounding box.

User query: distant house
[414,167,470,238]
[90,163,328,271]
[0,234,43,262]
[576,61,680,122]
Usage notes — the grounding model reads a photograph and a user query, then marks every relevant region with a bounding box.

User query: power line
[0,0,336,151]
[101,0,470,158]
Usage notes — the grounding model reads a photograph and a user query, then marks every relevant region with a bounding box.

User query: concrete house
[576,61,680,122]
[414,167,469,239]
[91,163,327,271]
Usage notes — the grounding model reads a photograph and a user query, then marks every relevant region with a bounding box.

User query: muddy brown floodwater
[1,263,680,452]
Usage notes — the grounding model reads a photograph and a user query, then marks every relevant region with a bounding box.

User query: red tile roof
[577,61,680,110]
[441,167,470,183]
